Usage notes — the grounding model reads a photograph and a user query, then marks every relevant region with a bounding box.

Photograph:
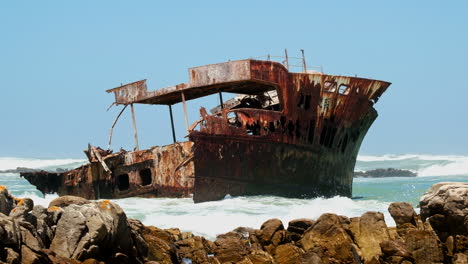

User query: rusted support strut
[130,104,140,151]
[107,104,128,150]
[168,105,177,143]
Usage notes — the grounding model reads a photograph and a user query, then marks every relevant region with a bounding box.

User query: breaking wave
[0,157,86,171]
[356,154,468,177]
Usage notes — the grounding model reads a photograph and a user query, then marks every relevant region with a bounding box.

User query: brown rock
[273,244,304,264]
[175,236,208,263]
[299,213,357,263]
[247,249,275,264]
[379,240,412,259]
[350,211,390,262]
[214,232,250,263]
[259,219,284,245]
[453,253,468,264]
[3,247,20,264]
[388,202,416,226]
[404,229,443,264]
[287,218,315,234]
[145,233,178,263]
[20,245,43,264]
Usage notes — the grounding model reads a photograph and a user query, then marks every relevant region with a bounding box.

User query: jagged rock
[0,214,20,250]
[246,249,275,264]
[453,253,468,264]
[0,186,16,216]
[2,247,20,264]
[258,218,284,246]
[388,202,416,226]
[287,218,315,241]
[48,195,90,208]
[9,198,33,220]
[299,213,357,263]
[404,229,444,264]
[420,182,468,237]
[214,232,250,263]
[349,211,390,262]
[273,243,304,264]
[20,245,44,264]
[380,240,412,259]
[49,200,138,262]
[354,168,417,178]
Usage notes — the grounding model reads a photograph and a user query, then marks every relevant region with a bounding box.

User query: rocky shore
[1,182,467,264]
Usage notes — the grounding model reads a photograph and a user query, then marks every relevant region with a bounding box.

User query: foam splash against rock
[1,182,468,263]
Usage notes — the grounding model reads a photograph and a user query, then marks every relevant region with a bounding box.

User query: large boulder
[349,211,390,262]
[419,182,468,238]
[49,200,138,262]
[299,213,358,263]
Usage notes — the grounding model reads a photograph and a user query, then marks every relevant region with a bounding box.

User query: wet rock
[420,182,468,236]
[299,213,357,263]
[48,195,90,208]
[349,211,390,262]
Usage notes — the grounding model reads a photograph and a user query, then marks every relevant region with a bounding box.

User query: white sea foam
[418,157,468,177]
[0,157,85,171]
[357,154,468,176]
[112,195,394,240]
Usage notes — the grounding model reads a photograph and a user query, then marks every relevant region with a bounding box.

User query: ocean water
[0,154,467,240]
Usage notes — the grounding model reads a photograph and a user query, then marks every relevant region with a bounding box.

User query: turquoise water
[1,154,467,239]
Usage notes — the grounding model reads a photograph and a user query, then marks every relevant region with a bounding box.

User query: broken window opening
[117,174,129,191]
[139,168,152,186]
[338,84,350,95]
[324,81,337,93]
[304,95,311,110]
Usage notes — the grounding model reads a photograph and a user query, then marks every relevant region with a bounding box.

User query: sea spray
[0,154,467,240]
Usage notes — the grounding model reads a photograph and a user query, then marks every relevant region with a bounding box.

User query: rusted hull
[21,58,391,203]
[22,142,195,200]
[189,108,376,202]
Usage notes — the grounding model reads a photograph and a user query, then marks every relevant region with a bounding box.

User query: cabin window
[117,174,129,191]
[338,84,350,95]
[139,168,152,186]
[324,81,337,92]
[355,87,361,94]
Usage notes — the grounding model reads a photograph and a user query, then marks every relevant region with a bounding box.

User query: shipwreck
[22,51,391,202]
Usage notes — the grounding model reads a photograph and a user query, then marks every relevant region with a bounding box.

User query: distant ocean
[1,154,467,240]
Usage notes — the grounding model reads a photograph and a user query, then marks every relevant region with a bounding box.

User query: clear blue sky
[1,1,467,158]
